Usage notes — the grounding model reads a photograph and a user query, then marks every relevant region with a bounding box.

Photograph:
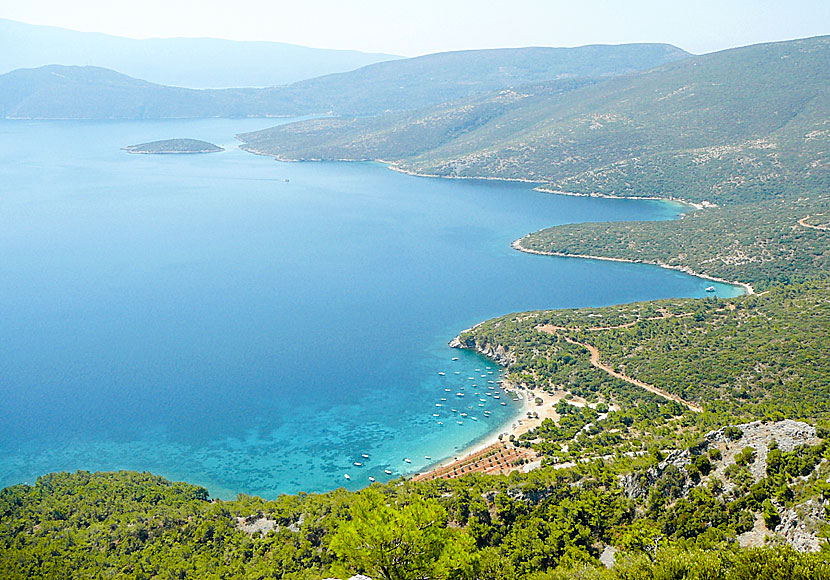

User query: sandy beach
[412,383,584,481]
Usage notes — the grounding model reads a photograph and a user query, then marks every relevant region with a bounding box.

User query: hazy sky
[2,0,828,56]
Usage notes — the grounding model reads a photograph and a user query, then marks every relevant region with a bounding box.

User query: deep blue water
[0,119,743,498]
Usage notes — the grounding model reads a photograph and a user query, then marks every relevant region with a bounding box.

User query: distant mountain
[0,18,401,88]
[260,44,691,115]
[0,66,261,119]
[0,43,690,120]
[240,36,830,206]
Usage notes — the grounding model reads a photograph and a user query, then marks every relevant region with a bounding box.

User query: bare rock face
[235,515,278,535]
[706,420,819,484]
[449,335,515,366]
[776,499,828,553]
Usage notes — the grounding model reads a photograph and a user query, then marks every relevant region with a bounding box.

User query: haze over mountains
[241,36,830,207]
[0,18,400,88]
[0,43,689,119]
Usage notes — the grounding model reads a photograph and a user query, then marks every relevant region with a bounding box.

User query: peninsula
[123,138,223,154]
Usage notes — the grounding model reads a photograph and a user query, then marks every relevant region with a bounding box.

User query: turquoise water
[0,119,743,498]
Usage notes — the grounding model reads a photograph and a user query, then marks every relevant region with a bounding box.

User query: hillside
[241,35,830,207]
[261,43,690,115]
[0,18,400,88]
[0,43,690,119]
[518,193,830,289]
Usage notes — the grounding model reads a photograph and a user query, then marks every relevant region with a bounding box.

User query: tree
[329,489,476,580]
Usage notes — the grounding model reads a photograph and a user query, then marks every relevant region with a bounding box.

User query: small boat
[435,403,442,407]
[440,397,447,401]
[460,412,468,417]
[425,455,431,460]
[437,421,443,425]
[438,372,445,376]
[369,477,376,482]
[478,404,485,407]
[344,474,350,480]
[452,357,459,361]
[385,469,392,475]
[454,371,460,374]
[457,421,463,425]
[706,286,716,292]
[404,458,411,463]
[362,453,369,459]
[456,392,465,397]
[432,413,439,417]
[479,398,486,402]
[354,462,362,467]
[501,402,507,406]
[451,408,457,412]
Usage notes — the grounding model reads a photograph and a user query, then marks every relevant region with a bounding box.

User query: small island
[123,138,224,154]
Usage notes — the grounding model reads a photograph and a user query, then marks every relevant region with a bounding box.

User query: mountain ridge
[0,18,401,88]
[0,43,691,119]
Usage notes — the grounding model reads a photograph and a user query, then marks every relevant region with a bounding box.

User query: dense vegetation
[520,193,830,289]
[241,35,829,207]
[0,44,687,119]
[458,279,830,461]
[3,449,829,580]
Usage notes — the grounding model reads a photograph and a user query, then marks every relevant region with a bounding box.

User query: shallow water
[0,118,742,498]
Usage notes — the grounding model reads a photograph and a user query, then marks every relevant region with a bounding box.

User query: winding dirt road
[538,313,704,412]
[798,216,829,231]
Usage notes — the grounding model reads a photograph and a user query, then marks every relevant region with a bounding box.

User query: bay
[0,118,743,497]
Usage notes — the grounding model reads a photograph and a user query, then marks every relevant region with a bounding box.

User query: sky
[1,0,828,56]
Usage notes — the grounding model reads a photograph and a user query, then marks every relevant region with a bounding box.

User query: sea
[0,118,744,498]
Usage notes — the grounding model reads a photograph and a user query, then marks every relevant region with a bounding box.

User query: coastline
[511,237,755,296]
[232,143,710,212]
[233,144,753,480]
[412,383,565,481]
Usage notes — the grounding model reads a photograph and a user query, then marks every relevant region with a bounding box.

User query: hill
[240,35,830,207]
[0,43,690,119]
[0,66,261,119]
[260,43,690,115]
[0,18,400,88]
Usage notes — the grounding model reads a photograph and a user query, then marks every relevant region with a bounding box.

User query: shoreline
[233,144,711,212]
[511,237,755,296]
[412,383,565,480]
